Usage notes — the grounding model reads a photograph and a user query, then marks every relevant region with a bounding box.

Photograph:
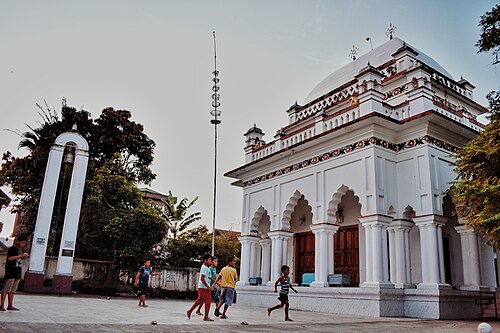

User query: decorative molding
[242,135,458,188]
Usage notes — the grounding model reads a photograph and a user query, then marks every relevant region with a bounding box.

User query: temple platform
[235,285,481,319]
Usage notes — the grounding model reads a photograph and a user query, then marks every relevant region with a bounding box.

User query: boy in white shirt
[187,254,214,321]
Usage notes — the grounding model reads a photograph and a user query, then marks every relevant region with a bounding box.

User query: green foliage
[78,165,167,277]
[162,225,241,269]
[476,4,500,61]
[72,279,132,296]
[453,111,500,248]
[453,6,500,248]
[162,191,201,239]
[0,103,157,236]
[0,102,163,279]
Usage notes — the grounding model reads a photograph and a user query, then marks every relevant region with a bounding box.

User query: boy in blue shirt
[134,260,161,307]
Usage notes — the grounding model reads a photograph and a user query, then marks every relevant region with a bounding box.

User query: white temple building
[225,37,496,319]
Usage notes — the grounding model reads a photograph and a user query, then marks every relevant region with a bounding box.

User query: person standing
[1,234,29,311]
[267,264,298,321]
[196,255,220,316]
[134,260,161,307]
[214,256,238,319]
[187,254,214,321]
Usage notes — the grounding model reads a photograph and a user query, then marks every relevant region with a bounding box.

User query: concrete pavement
[0,293,491,332]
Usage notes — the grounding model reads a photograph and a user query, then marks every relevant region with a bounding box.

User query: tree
[162,192,201,239]
[79,165,167,279]
[0,102,161,275]
[476,4,500,64]
[0,103,156,235]
[452,6,500,247]
[453,119,500,248]
[162,225,241,268]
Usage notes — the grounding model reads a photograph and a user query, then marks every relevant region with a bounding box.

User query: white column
[260,239,272,284]
[248,237,259,278]
[480,238,497,290]
[436,224,446,284]
[282,234,291,267]
[388,228,396,283]
[359,215,393,288]
[455,225,481,290]
[364,224,373,282]
[327,234,334,275]
[56,149,89,275]
[237,235,259,286]
[394,229,405,283]
[372,225,383,281]
[267,230,292,285]
[418,224,430,283]
[404,228,411,283]
[312,229,321,284]
[388,219,415,288]
[29,145,65,272]
[414,215,450,289]
[382,225,389,283]
[310,223,339,288]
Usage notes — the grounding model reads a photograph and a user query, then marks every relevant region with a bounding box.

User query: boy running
[187,254,214,321]
[267,264,298,321]
[196,256,220,316]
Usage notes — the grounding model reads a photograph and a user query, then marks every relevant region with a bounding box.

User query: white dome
[304,37,453,104]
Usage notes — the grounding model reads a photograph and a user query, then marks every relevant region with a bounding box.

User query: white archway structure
[25,128,89,293]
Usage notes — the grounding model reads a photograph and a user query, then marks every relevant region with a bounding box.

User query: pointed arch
[249,206,271,238]
[281,190,304,231]
[326,184,360,224]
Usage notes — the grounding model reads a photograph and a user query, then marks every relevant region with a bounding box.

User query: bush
[72,280,132,296]
[72,280,198,300]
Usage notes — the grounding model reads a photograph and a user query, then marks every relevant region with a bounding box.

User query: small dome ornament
[386,23,397,40]
[349,45,359,61]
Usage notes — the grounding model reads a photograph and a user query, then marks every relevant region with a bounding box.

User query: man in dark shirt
[1,234,29,311]
[134,260,161,307]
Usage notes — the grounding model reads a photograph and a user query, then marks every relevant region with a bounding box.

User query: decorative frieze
[243,135,458,187]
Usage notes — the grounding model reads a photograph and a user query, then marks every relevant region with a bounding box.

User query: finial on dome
[71,123,78,132]
[386,23,396,40]
[349,45,359,61]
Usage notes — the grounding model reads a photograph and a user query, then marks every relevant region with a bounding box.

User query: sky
[0,0,498,238]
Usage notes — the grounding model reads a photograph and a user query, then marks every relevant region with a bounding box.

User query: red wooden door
[334,226,359,286]
[295,232,315,285]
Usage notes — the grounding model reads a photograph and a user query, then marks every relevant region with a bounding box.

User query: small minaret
[244,124,265,163]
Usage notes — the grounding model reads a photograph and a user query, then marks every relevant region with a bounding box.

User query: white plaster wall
[323,156,366,213]
[396,152,420,218]
[243,186,273,235]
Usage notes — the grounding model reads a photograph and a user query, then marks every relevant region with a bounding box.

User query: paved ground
[0,294,492,332]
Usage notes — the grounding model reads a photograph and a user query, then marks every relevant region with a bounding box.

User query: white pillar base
[310,281,329,288]
[361,281,395,289]
[236,281,250,286]
[417,283,452,290]
[393,282,416,289]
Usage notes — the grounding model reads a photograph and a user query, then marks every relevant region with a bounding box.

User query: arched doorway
[289,195,313,285]
[330,188,361,286]
[334,225,359,286]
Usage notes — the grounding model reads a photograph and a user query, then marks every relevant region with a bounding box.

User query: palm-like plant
[162,191,201,239]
